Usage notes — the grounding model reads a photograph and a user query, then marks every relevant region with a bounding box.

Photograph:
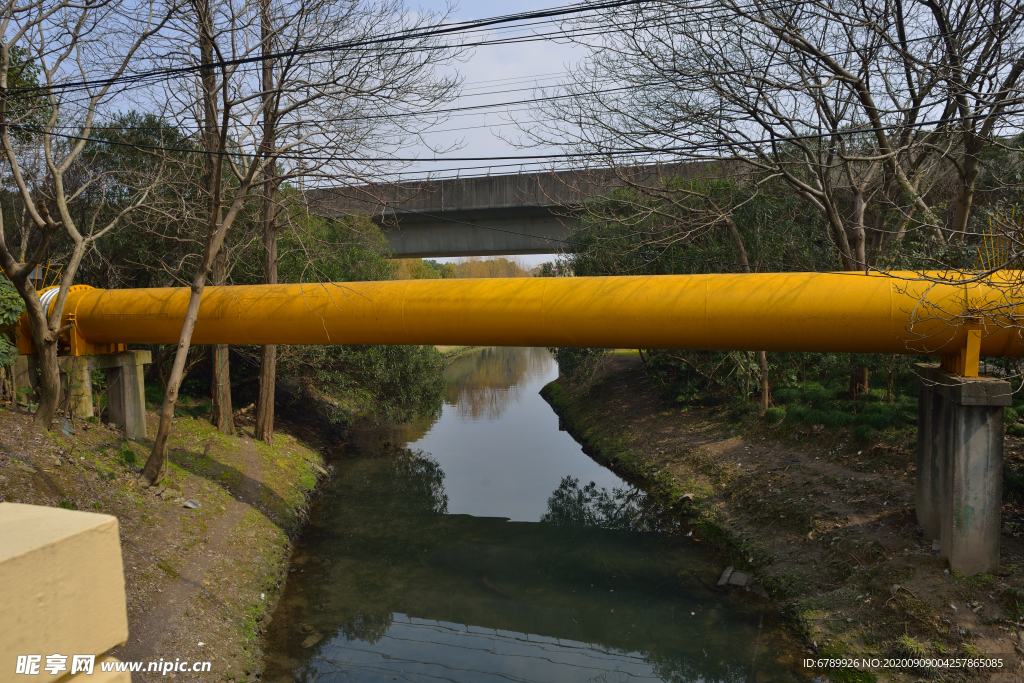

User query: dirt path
[116,436,268,678]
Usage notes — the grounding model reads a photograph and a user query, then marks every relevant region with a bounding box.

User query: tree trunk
[254,208,278,442]
[142,0,221,486]
[254,184,278,443]
[850,363,869,398]
[251,185,276,444]
[758,350,770,414]
[725,217,770,414]
[143,271,213,485]
[254,0,277,444]
[949,146,980,240]
[7,266,60,429]
[209,245,233,434]
[255,345,276,443]
[851,186,868,270]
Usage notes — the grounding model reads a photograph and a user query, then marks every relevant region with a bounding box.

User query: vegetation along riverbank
[0,402,331,682]
[543,353,1024,683]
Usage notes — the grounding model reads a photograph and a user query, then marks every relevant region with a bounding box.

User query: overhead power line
[20,9,1020,137]
[8,0,655,97]
[14,106,1024,164]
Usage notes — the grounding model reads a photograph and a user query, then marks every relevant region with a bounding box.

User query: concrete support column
[915,380,942,539]
[13,354,39,406]
[57,356,94,420]
[92,351,151,440]
[915,364,1010,576]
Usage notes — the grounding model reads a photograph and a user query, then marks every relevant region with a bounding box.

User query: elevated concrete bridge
[306,165,696,258]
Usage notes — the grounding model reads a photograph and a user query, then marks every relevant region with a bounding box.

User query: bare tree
[245,0,464,444]
[525,0,1024,269]
[139,0,463,484]
[0,0,175,429]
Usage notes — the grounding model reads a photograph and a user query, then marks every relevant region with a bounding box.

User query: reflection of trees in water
[541,476,685,535]
[539,478,804,683]
[444,347,553,420]
[331,444,448,644]
[263,442,450,681]
[269,450,807,683]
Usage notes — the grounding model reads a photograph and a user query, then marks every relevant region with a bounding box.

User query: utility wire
[17,0,884,100]
[7,0,656,97]
[13,105,1024,164]
[10,0,1014,102]
[20,11,1021,137]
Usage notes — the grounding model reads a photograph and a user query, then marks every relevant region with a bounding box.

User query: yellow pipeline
[36,271,1024,358]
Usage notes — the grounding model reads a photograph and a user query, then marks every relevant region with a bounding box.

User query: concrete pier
[94,350,151,440]
[58,356,93,420]
[0,503,131,681]
[13,350,151,439]
[915,363,1010,576]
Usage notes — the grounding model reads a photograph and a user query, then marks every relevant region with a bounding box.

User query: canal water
[263,347,807,683]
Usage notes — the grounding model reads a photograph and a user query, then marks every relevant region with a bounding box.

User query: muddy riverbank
[542,356,1024,683]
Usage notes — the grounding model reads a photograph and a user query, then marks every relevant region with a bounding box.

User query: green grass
[774,383,917,436]
[174,398,212,419]
[892,634,926,658]
[118,446,138,467]
[827,669,876,683]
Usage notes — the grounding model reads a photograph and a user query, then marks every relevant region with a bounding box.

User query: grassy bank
[0,404,329,682]
[542,360,1024,683]
[435,345,480,361]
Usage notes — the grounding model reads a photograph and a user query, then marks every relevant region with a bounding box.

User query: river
[263,347,807,683]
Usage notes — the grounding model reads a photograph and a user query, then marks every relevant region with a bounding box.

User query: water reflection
[407,348,622,521]
[445,347,552,420]
[263,348,808,683]
[541,477,681,534]
[264,441,804,683]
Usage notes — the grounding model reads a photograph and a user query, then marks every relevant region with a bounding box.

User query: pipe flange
[38,284,95,317]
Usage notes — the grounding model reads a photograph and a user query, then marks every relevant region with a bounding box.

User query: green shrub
[57,500,75,510]
[1004,462,1024,502]
[119,448,138,467]
[0,278,25,370]
[762,406,786,422]
[893,635,926,658]
[853,424,878,441]
[828,668,876,683]
[821,410,853,429]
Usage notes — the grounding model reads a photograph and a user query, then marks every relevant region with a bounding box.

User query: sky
[406,1,587,174]
[400,1,591,267]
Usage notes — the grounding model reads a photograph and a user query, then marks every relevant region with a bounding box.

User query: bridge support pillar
[13,354,39,406]
[58,356,94,420]
[915,363,1010,576]
[93,350,151,440]
[13,351,151,438]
